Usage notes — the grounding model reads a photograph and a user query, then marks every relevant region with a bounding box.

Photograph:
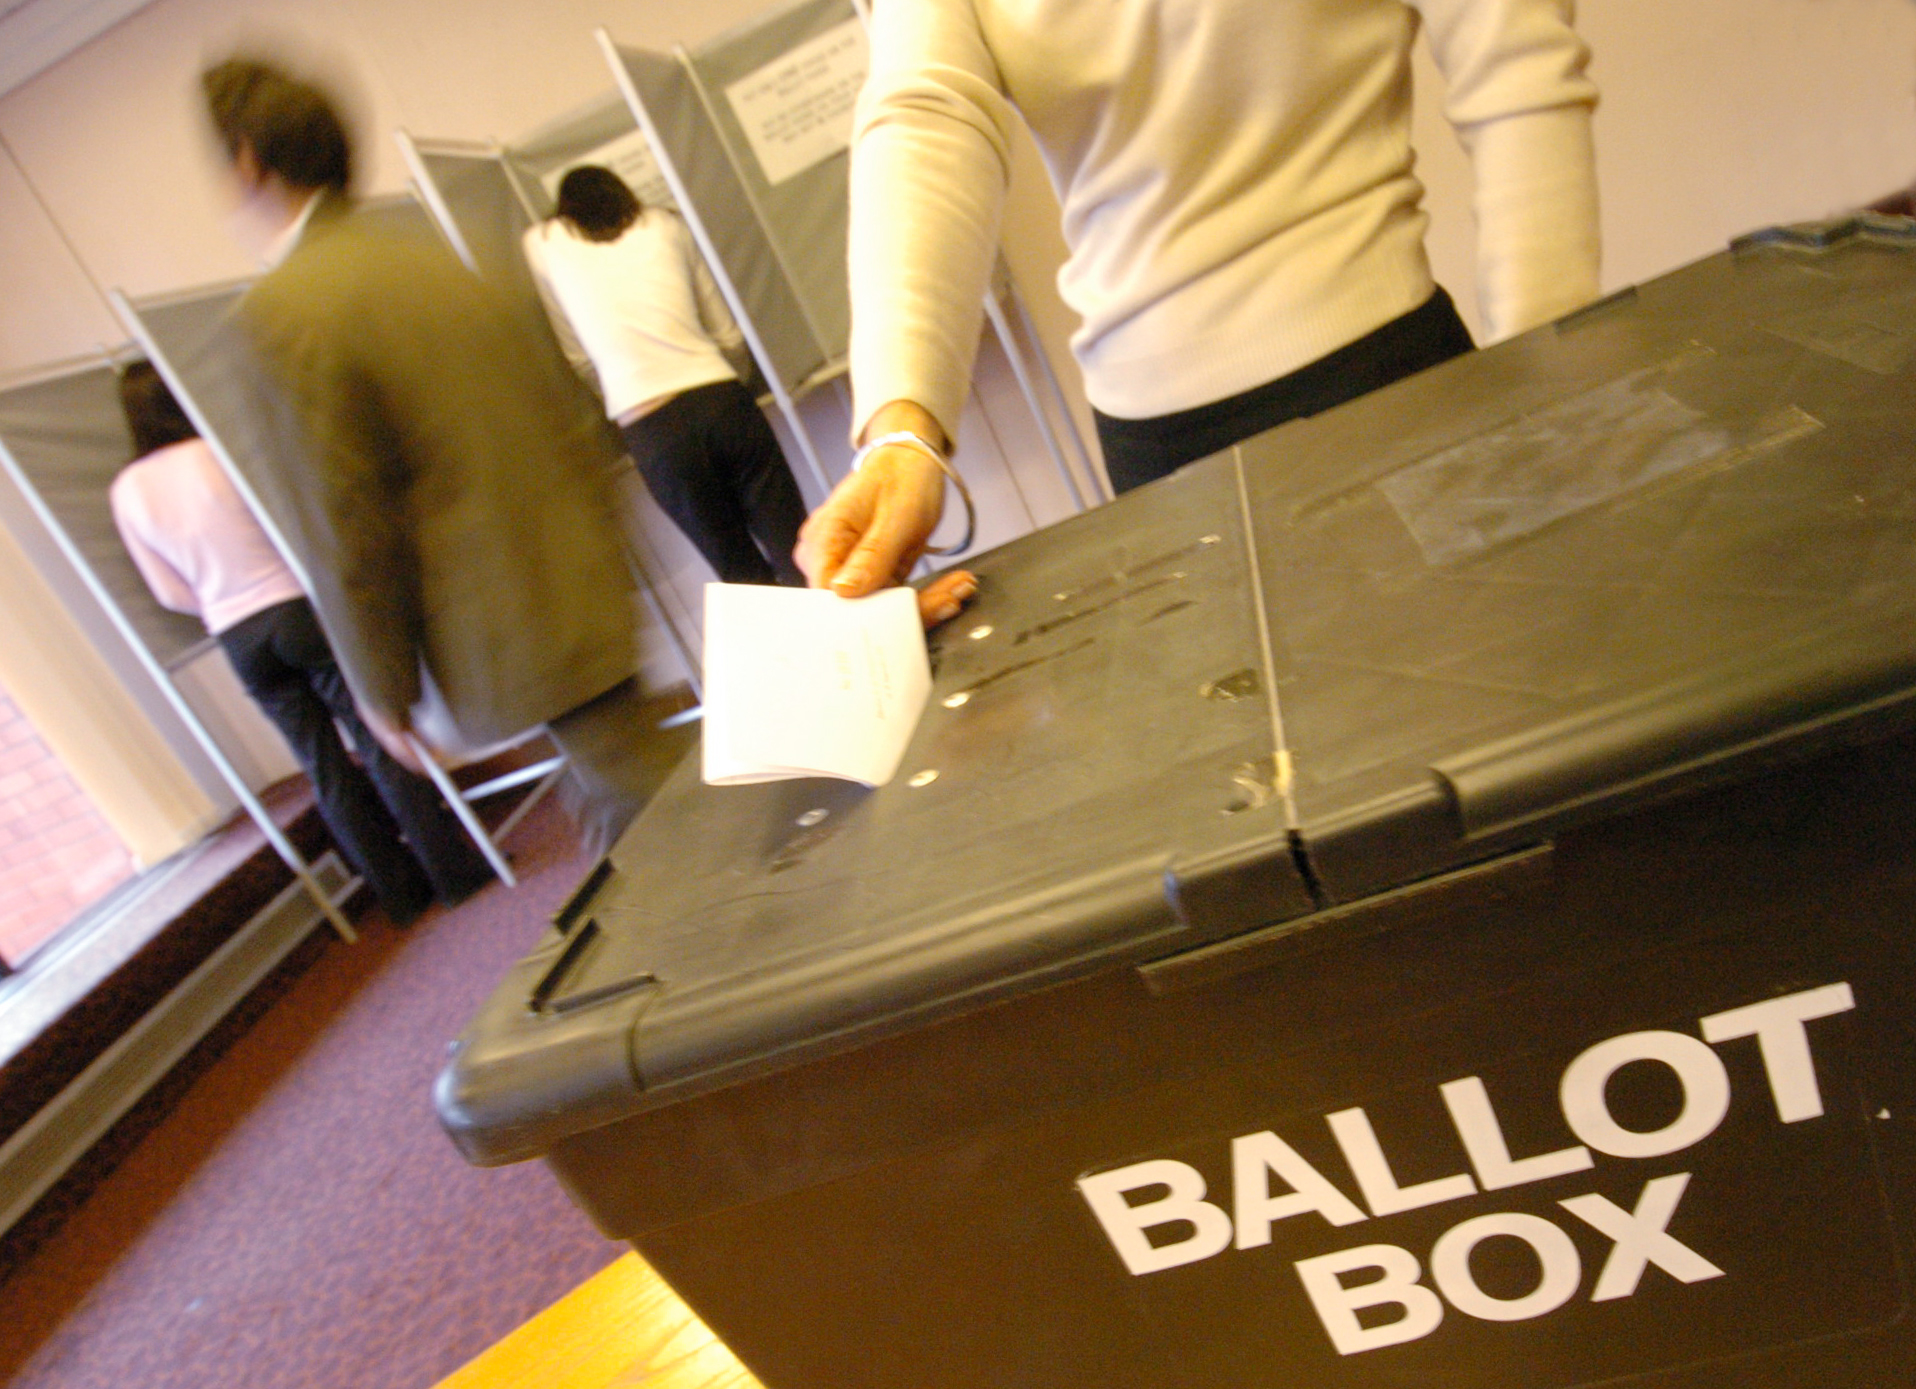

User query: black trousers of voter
[1094,287,1476,494]
[219,598,492,921]
[620,379,807,587]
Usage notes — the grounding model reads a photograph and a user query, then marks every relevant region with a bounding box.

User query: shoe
[436,868,496,910]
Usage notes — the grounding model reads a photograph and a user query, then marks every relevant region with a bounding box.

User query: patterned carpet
[0,793,628,1389]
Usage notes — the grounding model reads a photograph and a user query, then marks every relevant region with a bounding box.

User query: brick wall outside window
[0,685,136,967]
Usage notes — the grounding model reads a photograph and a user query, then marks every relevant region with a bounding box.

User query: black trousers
[1094,287,1476,494]
[621,379,807,586]
[219,598,492,921]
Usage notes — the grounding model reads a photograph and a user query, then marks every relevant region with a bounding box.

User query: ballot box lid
[440,219,1916,1166]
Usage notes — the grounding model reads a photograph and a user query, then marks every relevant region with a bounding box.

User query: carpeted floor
[0,793,629,1389]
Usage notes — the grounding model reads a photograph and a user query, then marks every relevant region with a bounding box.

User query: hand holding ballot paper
[702,584,939,787]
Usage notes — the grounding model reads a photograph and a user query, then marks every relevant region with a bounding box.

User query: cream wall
[1413,0,1916,343]
[0,145,121,372]
[0,0,1913,858]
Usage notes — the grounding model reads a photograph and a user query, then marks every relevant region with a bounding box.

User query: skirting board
[0,852,352,1237]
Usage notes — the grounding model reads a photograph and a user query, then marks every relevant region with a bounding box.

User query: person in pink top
[110,363,492,923]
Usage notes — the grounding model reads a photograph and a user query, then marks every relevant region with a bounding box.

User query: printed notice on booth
[723,18,868,186]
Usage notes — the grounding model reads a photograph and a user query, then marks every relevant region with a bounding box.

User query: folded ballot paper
[701,583,933,787]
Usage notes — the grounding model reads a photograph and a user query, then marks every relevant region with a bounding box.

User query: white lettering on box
[1294,1244,1445,1355]
[1430,1212,1583,1322]
[1701,982,1856,1123]
[1073,981,1855,1356]
[1441,1076,1594,1190]
[1327,1106,1478,1217]
[1077,1159,1232,1276]
[1560,1031,1731,1159]
[1560,1172,1724,1300]
[1231,1130,1368,1248]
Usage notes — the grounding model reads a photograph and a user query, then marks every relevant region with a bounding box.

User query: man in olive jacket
[202,56,655,852]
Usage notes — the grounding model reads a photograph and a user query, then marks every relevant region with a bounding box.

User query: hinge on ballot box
[1141,842,1554,997]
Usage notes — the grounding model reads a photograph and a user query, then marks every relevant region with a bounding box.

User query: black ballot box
[438,218,1916,1389]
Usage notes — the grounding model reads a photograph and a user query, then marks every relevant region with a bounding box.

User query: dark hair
[119,362,200,459]
[201,57,352,193]
[554,166,642,242]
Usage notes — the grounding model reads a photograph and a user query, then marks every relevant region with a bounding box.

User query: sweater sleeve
[1416,0,1601,340]
[847,0,1020,446]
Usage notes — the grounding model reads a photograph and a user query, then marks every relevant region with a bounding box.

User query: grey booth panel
[0,364,209,667]
[415,148,548,311]
[509,94,646,205]
[679,0,855,360]
[124,283,330,598]
[610,41,835,394]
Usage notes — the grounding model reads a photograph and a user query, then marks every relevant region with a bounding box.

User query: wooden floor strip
[434,1252,763,1389]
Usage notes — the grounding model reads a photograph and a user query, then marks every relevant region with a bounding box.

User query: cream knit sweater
[849,0,1599,442]
[524,210,744,423]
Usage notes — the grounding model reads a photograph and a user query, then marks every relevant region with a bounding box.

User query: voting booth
[596,0,1099,523]
[400,0,1100,659]
[0,355,356,937]
[438,219,1916,1387]
[107,198,563,887]
[398,104,710,682]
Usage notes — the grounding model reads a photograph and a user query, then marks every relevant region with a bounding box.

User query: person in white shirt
[111,362,492,922]
[797,0,1602,604]
[523,166,807,585]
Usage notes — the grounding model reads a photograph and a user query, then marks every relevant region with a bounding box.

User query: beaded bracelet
[849,430,977,556]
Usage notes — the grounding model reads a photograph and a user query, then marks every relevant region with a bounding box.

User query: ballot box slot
[1011,572,1189,644]
[938,636,1095,705]
[1042,532,1222,607]
[528,916,659,1016]
[551,857,615,936]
